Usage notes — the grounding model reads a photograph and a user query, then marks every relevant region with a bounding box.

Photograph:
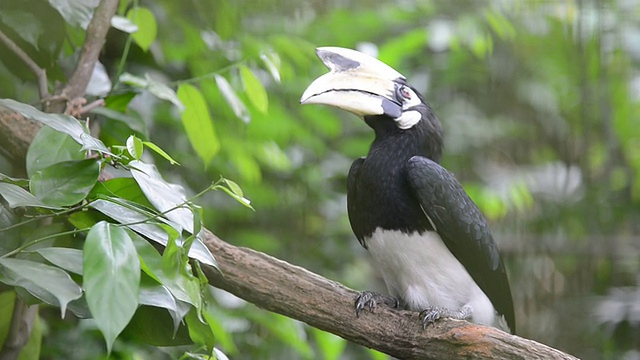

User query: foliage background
[1,0,639,359]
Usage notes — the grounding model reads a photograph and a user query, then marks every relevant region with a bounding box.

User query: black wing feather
[347,157,366,248]
[406,156,516,333]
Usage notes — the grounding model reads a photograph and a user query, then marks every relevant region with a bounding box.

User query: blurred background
[1,0,639,359]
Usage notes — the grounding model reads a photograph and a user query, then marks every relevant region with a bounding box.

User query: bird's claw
[354,291,398,317]
[420,307,441,329]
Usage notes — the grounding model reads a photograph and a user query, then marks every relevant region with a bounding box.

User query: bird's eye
[399,86,412,100]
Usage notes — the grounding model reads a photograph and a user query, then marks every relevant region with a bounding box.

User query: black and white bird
[300,47,515,333]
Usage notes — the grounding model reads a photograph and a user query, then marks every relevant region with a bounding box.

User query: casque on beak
[300,47,406,118]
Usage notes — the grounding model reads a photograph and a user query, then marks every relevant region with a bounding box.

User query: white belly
[365,228,500,328]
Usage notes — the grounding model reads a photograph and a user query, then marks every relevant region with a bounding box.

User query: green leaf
[119,73,184,110]
[0,10,43,49]
[79,132,112,155]
[126,7,157,51]
[84,221,140,353]
[121,305,192,346]
[0,183,62,209]
[0,99,86,142]
[214,74,250,123]
[130,231,205,311]
[0,258,82,317]
[217,182,253,210]
[222,178,244,198]
[126,135,144,160]
[36,247,84,275]
[185,309,215,353]
[260,52,281,83]
[68,210,103,230]
[89,177,152,207]
[129,160,193,231]
[0,99,111,154]
[239,65,268,114]
[30,159,100,207]
[104,92,137,112]
[111,15,138,34]
[138,275,184,334]
[142,141,180,165]
[26,126,84,178]
[89,198,216,267]
[177,83,220,164]
[47,0,98,29]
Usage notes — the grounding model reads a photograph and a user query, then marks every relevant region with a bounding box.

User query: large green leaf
[177,83,220,164]
[47,0,99,29]
[0,183,62,209]
[0,258,82,316]
[126,7,157,52]
[0,99,85,141]
[84,221,140,353]
[26,126,84,178]
[0,10,42,49]
[29,159,100,207]
[0,99,110,154]
[89,198,216,267]
[129,160,193,232]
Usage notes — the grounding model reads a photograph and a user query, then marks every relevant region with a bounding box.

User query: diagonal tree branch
[0,30,49,100]
[203,230,578,360]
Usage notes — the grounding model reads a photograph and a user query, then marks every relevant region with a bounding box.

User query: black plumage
[301,46,515,333]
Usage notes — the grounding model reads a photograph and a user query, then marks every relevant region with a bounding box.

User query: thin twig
[0,30,49,100]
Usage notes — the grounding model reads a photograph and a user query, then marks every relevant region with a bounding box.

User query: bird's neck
[365,116,443,164]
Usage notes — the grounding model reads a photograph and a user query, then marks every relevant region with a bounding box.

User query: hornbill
[300,47,515,333]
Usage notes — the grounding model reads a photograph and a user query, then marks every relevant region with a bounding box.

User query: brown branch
[0,296,38,360]
[0,105,40,164]
[203,230,578,360]
[0,30,49,100]
[47,0,119,114]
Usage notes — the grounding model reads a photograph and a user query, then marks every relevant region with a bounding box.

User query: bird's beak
[300,47,406,118]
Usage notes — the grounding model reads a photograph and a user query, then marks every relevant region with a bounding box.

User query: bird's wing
[406,156,515,332]
[347,157,366,248]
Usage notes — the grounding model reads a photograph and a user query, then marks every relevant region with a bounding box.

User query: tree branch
[0,30,49,100]
[202,230,577,360]
[47,0,119,113]
[0,296,37,360]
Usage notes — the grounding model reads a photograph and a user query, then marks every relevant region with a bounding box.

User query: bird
[300,47,515,333]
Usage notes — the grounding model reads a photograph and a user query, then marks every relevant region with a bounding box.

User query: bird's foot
[419,305,472,329]
[354,291,399,317]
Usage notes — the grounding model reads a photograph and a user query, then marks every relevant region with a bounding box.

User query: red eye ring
[400,86,411,100]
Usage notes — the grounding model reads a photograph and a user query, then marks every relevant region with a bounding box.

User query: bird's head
[300,47,439,132]
[300,47,443,160]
